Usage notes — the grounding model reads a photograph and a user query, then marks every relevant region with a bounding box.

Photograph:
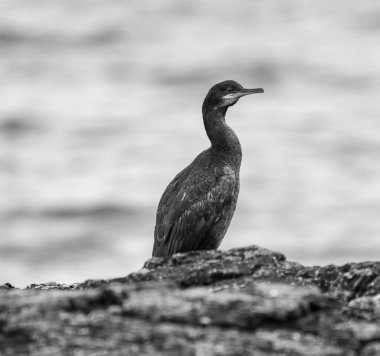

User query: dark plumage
[153,80,264,257]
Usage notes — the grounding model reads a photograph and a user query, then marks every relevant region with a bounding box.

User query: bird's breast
[222,166,235,177]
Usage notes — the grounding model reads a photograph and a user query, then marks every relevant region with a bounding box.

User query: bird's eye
[226,87,233,92]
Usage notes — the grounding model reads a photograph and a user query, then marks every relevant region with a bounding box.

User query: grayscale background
[1,0,380,287]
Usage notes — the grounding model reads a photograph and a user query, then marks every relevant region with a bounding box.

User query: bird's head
[203,80,264,113]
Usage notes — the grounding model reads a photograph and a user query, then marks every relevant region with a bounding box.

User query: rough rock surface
[1,245,380,355]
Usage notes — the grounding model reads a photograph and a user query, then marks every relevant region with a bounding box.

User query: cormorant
[153,80,264,257]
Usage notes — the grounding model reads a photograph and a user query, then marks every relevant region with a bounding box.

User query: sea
[1,0,380,287]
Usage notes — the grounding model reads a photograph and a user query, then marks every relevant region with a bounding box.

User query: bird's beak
[222,88,264,100]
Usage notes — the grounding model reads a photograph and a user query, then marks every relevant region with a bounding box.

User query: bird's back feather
[153,150,237,257]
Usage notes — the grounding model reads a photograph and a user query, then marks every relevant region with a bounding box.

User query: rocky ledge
[1,245,380,355]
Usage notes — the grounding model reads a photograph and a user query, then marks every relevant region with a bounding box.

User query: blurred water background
[1,0,380,287]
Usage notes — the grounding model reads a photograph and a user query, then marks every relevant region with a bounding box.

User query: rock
[25,281,79,291]
[0,244,379,355]
[0,283,15,291]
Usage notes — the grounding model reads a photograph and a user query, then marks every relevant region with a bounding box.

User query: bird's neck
[202,106,242,155]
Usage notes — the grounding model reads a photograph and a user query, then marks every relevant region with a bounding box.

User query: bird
[152,80,264,257]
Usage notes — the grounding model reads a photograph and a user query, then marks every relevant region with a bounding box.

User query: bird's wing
[153,165,236,257]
